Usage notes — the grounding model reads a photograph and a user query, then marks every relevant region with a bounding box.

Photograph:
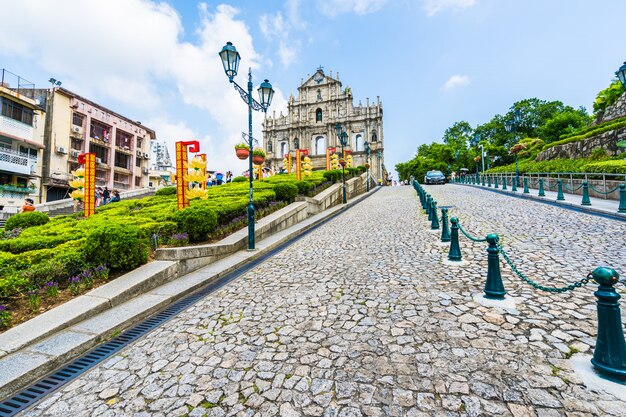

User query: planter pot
[236,149,250,160]
[252,156,265,165]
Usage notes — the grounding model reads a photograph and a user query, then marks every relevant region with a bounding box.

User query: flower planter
[236,149,250,160]
[252,156,265,165]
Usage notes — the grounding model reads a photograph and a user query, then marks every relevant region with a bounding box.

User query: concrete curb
[454,183,626,222]
[0,181,379,400]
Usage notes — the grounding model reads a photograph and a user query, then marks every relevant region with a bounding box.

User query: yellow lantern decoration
[302,156,312,177]
[330,153,339,170]
[184,170,207,184]
[71,168,85,178]
[186,185,208,200]
[189,156,206,171]
[69,178,85,189]
[70,189,84,201]
[346,154,353,168]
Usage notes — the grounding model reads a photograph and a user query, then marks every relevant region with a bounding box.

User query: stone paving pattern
[21,185,626,417]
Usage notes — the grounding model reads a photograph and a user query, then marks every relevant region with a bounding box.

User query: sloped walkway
[19,185,626,416]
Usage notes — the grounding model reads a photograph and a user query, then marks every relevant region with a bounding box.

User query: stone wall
[536,126,626,161]
[600,91,626,122]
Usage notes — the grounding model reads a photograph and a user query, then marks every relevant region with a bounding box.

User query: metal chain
[588,183,622,195]
[562,183,584,192]
[498,245,592,293]
[457,223,487,242]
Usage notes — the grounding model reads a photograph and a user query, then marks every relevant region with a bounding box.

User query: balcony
[0,114,34,142]
[0,184,35,199]
[0,148,36,175]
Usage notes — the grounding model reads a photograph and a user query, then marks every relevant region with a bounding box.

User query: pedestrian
[19,198,36,213]
[216,172,224,185]
[110,190,121,203]
[225,171,233,183]
[102,187,110,205]
[95,187,102,207]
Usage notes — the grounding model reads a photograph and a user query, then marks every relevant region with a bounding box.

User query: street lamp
[616,61,626,88]
[505,109,522,186]
[335,123,349,203]
[364,141,371,191]
[479,144,485,173]
[219,41,274,250]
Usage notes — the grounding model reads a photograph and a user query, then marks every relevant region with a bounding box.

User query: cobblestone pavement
[21,185,626,417]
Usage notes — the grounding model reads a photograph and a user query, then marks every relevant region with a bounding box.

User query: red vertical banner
[78,153,96,217]
[295,149,301,180]
[175,140,200,210]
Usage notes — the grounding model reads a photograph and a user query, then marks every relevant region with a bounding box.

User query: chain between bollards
[457,221,488,242]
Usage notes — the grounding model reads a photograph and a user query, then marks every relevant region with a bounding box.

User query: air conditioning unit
[142,168,149,175]
[136,150,142,158]
[55,146,67,154]
[70,150,80,158]
[72,126,81,133]
[96,157,102,164]
[143,152,149,159]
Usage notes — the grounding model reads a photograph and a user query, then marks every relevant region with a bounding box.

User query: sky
[1,0,625,179]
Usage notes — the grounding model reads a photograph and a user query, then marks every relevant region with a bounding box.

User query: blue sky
[1,0,625,178]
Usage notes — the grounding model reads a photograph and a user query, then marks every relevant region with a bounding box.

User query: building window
[280,142,288,156]
[317,89,322,101]
[315,136,325,155]
[71,138,84,151]
[267,140,273,152]
[89,143,108,164]
[136,157,141,167]
[115,129,132,150]
[72,113,84,127]
[1,98,34,126]
[115,152,131,170]
[294,138,299,149]
[315,108,322,122]
[90,120,111,142]
[371,131,378,142]
[135,177,141,187]
[354,134,363,151]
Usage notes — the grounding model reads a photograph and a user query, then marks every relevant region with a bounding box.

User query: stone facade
[536,126,626,161]
[599,91,626,123]
[262,68,385,181]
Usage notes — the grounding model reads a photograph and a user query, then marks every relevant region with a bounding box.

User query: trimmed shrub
[155,186,177,196]
[83,223,148,270]
[294,181,314,196]
[272,182,298,203]
[232,176,247,183]
[5,211,49,231]
[172,206,218,242]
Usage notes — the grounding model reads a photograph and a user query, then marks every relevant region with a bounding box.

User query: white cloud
[318,0,388,17]
[443,74,471,90]
[259,1,306,67]
[0,0,280,175]
[422,0,476,17]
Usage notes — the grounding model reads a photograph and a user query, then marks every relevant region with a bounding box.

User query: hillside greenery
[397,78,626,182]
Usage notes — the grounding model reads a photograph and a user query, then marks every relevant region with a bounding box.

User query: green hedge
[485,158,626,174]
[155,186,176,196]
[542,117,626,152]
[5,211,49,231]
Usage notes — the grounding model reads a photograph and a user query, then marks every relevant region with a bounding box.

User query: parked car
[424,170,446,184]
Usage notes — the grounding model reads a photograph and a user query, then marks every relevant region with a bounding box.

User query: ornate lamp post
[364,141,371,191]
[219,41,274,250]
[505,109,522,186]
[616,61,626,87]
[335,123,349,203]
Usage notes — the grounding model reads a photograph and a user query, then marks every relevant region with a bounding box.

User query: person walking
[110,190,121,203]
[102,187,110,205]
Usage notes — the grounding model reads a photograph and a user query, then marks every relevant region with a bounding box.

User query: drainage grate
[0,187,381,416]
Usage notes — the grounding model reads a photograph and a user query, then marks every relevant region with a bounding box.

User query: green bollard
[448,217,462,261]
[440,208,450,242]
[494,176,499,189]
[502,176,508,191]
[481,175,485,186]
[427,197,433,220]
[484,234,506,299]
[556,180,565,201]
[511,177,517,192]
[431,201,440,230]
[581,182,591,206]
[618,184,626,213]
[523,177,529,194]
[487,176,492,187]
[590,267,626,380]
[538,178,545,197]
